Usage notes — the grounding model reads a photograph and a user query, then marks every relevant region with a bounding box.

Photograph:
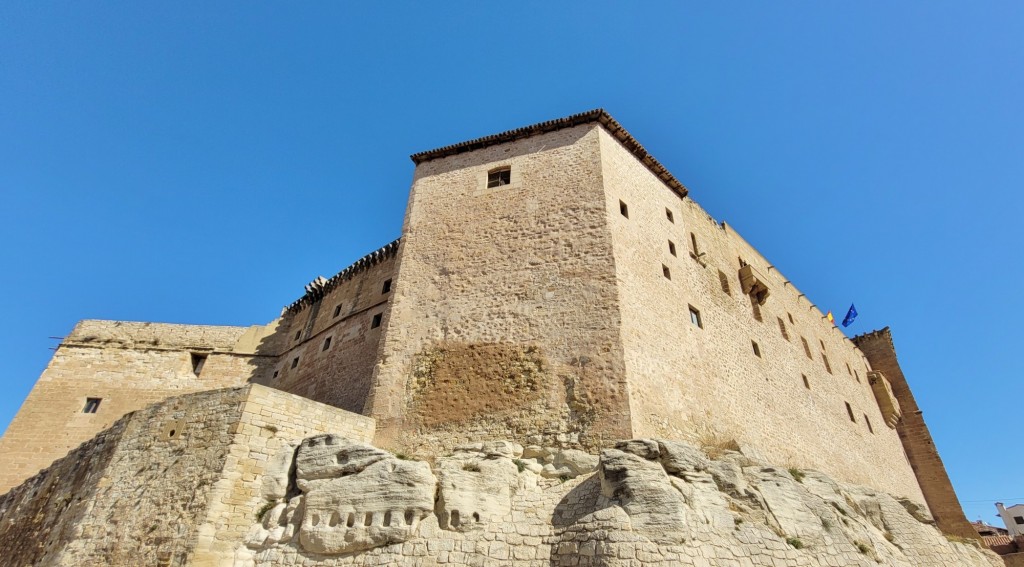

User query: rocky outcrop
[243,436,1000,567]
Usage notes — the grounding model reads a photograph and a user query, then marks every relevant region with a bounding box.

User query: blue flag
[841,304,858,328]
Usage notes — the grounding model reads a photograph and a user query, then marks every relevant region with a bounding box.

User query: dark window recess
[688,305,702,329]
[802,375,810,389]
[864,414,874,434]
[750,296,763,322]
[751,341,761,358]
[819,339,826,350]
[83,398,101,414]
[371,313,383,328]
[662,265,671,280]
[1015,517,1024,525]
[382,279,393,294]
[665,208,674,223]
[689,233,700,256]
[738,257,748,268]
[777,318,790,341]
[291,357,299,369]
[801,337,812,359]
[668,241,677,257]
[718,270,731,295]
[294,330,301,341]
[854,369,860,383]
[190,353,207,376]
[619,200,629,218]
[487,167,511,188]
[787,312,794,325]
[272,371,279,379]
[822,352,833,374]
[322,337,332,351]
[846,363,852,375]
[333,305,342,318]
[845,402,856,422]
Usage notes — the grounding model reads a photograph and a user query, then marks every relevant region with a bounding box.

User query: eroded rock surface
[435,441,521,531]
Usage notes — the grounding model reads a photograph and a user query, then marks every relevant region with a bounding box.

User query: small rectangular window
[382,279,392,294]
[668,241,677,257]
[845,402,856,423]
[688,305,702,329]
[333,305,342,318]
[619,200,629,218]
[83,398,101,414]
[322,337,332,351]
[272,370,279,379]
[1015,516,1024,525]
[822,352,833,374]
[801,337,812,359]
[751,341,761,358]
[777,318,790,341]
[662,265,671,280]
[718,270,731,295]
[291,357,299,369]
[190,353,207,376]
[665,208,674,223]
[371,313,383,328]
[487,167,511,188]
[802,375,810,389]
[294,330,301,341]
[864,414,874,434]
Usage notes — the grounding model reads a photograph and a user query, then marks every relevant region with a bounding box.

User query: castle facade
[0,110,975,540]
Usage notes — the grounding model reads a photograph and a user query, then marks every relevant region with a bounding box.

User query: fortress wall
[0,320,272,494]
[0,385,374,566]
[854,328,978,540]
[597,126,925,503]
[366,124,632,452]
[251,254,397,414]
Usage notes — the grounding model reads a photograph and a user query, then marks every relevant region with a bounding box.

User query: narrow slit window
[787,312,794,325]
[371,313,383,328]
[662,265,671,280]
[322,337,332,351]
[819,339,826,350]
[619,200,629,218]
[333,305,342,318]
[845,402,856,423]
[777,318,790,341]
[751,341,761,358]
[190,353,207,376]
[689,233,699,256]
[83,398,101,414]
[382,279,392,294]
[864,414,874,434]
[688,305,702,329]
[802,375,810,389]
[750,296,762,322]
[854,369,860,383]
[846,363,852,375]
[718,270,731,295]
[665,208,674,223]
[486,166,511,188]
[294,330,302,341]
[668,241,677,256]
[801,337,812,359]
[822,352,833,374]
[291,357,300,369]
[272,370,279,379]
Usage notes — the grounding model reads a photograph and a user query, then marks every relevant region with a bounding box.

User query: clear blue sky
[1,2,1020,524]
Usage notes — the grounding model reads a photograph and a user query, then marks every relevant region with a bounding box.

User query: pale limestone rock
[597,448,688,544]
[552,449,598,476]
[262,443,298,501]
[436,450,519,531]
[295,437,437,554]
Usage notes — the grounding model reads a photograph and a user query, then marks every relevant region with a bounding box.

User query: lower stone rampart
[0,386,999,566]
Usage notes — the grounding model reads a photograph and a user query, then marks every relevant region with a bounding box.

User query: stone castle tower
[0,111,985,564]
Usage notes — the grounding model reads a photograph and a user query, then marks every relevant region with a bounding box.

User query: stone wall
[250,244,398,414]
[596,126,926,504]
[854,328,978,541]
[366,124,632,452]
[0,320,275,493]
[0,384,374,567]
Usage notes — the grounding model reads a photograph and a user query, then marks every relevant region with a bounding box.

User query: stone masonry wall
[366,124,632,453]
[596,126,926,504]
[251,252,397,414]
[853,328,978,540]
[0,385,374,567]
[0,320,274,493]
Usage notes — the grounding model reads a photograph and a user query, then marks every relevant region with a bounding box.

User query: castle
[0,110,993,566]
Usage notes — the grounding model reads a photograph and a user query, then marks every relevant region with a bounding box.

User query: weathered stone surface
[436,446,520,531]
[296,439,437,554]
